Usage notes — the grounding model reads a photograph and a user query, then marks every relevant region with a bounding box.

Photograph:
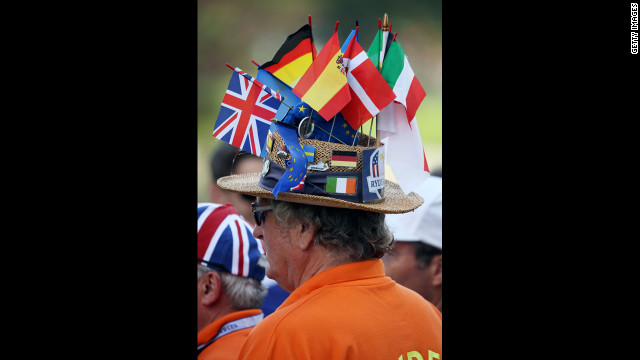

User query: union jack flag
[212,66,283,156]
[290,175,306,191]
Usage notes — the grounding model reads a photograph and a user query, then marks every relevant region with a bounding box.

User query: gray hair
[267,199,395,261]
[197,264,267,310]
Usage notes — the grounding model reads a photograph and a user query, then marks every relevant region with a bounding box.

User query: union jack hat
[197,202,266,281]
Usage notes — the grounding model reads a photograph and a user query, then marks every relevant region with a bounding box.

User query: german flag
[331,150,358,168]
[259,24,317,88]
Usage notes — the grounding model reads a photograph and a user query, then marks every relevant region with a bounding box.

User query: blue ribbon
[271,124,308,199]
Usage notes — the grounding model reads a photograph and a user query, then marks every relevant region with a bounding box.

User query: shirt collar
[279,259,386,308]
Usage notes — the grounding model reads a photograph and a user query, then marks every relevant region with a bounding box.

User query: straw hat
[217,129,423,214]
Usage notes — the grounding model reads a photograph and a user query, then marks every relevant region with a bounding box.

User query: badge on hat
[331,150,358,168]
[261,158,271,177]
[362,147,385,201]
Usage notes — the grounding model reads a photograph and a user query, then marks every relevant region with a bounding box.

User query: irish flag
[326,176,357,195]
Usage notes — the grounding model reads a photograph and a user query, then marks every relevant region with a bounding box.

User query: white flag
[379,102,430,194]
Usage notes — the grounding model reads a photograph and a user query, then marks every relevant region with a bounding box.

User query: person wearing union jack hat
[196,202,268,360]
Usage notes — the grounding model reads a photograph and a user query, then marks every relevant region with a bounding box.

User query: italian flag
[369,39,430,194]
[377,41,427,123]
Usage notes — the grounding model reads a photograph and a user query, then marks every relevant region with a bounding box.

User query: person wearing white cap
[383,176,443,313]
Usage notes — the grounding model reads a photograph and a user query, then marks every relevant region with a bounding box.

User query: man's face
[382,242,429,295]
[252,200,297,292]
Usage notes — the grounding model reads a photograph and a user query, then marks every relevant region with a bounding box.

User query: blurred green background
[198,0,442,202]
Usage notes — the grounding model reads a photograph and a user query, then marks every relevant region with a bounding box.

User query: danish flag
[212,66,283,155]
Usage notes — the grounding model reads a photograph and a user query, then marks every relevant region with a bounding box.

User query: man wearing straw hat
[217,125,442,359]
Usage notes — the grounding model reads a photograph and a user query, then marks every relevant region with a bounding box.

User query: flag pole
[375,13,390,147]
[248,60,294,110]
[226,63,293,110]
[328,115,336,141]
[308,15,316,61]
[381,14,389,66]
[316,125,347,145]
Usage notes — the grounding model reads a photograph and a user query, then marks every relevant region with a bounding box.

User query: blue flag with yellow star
[311,111,359,145]
[284,101,311,125]
[271,123,308,198]
[286,101,359,145]
[257,69,303,159]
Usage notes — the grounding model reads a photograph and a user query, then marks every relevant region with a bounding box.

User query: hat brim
[217,173,424,214]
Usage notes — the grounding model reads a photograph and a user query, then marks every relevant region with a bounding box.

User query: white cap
[385,176,442,249]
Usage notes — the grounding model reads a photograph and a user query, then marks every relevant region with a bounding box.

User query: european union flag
[285,101,359,145]
[286,101,312,124]
[257,69,303,158]
[256,68,301,120]
[271,123,308,198]
[310,111,359,145]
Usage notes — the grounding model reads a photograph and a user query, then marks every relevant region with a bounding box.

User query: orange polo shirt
[197,308,263,360]
[238,259,442,360]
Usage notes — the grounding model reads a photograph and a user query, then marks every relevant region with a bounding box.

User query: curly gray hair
[197,264,267,310]
[264,198,395,261]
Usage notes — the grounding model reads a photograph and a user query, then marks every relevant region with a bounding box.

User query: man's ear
[200,271,222,306]
[430,254,442,287]
[296,220,316,251]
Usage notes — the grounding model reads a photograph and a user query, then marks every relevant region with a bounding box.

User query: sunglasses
[252,202,273,226]
[197,258,229,273]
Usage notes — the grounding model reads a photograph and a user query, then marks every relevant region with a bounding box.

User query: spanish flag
[293,32,351,122]
[259,24,317,88]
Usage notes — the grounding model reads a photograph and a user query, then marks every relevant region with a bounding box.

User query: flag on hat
[378,101,430,193]
[376,40,426,124]
[270,122,308,198]
[259,23,317,88]
[212,66,282,156]
[197,203,266,281]
[309,111,359,145]
[340,29,396,130]
[366,27,392,71]
[255,68,302,158]
[256,68,301,121]
[292,31,351,122]
[373,39,430,194]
